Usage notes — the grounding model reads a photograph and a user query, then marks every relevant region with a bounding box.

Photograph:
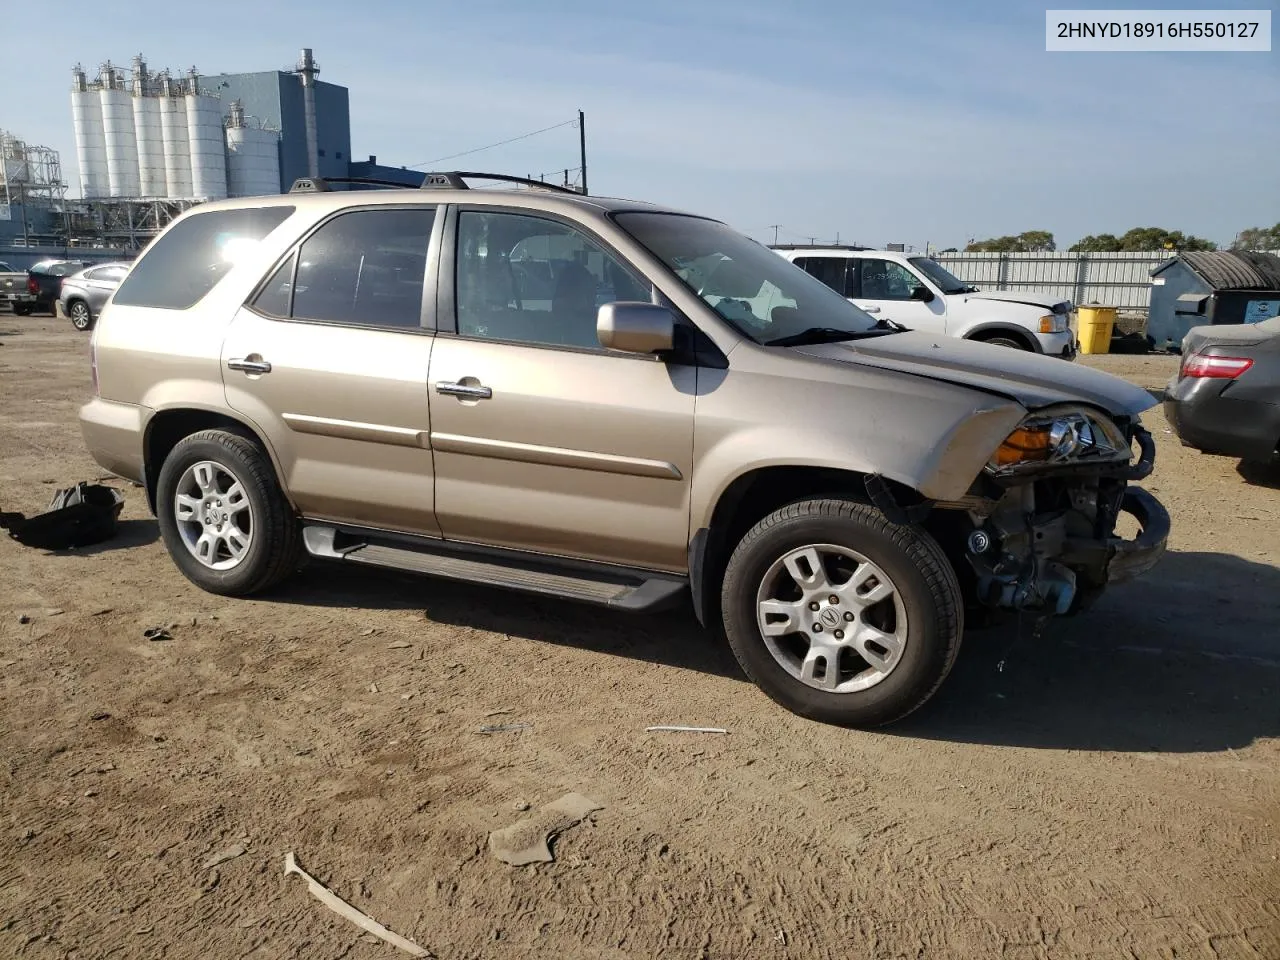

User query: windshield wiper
[765,326,892,347]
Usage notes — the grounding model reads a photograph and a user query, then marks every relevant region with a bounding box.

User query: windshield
[908,256,976,294]
[613,212,880,344]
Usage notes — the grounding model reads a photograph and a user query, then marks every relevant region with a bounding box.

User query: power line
[407,118,580,169]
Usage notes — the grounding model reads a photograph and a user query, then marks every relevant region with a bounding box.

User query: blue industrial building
[203,68,352,192]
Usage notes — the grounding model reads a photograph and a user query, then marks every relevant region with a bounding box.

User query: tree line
[959,222,1279,254]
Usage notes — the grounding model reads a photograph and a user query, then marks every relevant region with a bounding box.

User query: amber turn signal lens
[1038,315,1055,334]
[991,424,1053,467]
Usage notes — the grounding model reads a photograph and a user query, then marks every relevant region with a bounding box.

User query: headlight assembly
[1038,314,1068,334]
[987,405,1129,475]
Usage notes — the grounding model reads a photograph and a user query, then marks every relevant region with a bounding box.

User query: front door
[221,205,442,535]
[853,257,948,335]
[427,208,695,572]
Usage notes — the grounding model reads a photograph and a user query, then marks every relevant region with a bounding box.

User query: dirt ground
[2,314,1277,960]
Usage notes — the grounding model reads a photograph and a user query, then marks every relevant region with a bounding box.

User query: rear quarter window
[112,206,295,310]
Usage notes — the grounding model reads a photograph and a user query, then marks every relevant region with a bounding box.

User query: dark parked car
[1164,316,1280,464]
[58,262,130,331]
[18,259,90,316]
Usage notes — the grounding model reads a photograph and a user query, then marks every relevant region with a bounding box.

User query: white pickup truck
[773,246,1077,359]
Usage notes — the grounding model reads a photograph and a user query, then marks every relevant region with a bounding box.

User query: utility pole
[578,110,587,195]
[769,225,781,245]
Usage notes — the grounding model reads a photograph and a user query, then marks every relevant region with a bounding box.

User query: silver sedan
[58,262,131,331]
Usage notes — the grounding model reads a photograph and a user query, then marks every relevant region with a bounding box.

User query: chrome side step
[302,525,688,612]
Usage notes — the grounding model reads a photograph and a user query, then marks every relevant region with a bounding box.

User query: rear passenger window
[794,257,853,297]
[112,206,294,310]
[285,208,434,329]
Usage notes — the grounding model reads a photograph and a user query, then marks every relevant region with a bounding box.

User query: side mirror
[597,302,675,354]
[909,285,935,303]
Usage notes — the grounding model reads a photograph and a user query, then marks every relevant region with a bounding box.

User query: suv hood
[959,289,1072,313]
[797,332,1157,417]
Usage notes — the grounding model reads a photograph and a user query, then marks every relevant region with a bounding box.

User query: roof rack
[288,172,586,196]
[419,171,583,195]
[288,176,423,193]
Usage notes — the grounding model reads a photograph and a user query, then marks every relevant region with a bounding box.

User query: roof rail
[420,171,583,195]
[769,243,871,252]
[287,176,423,193]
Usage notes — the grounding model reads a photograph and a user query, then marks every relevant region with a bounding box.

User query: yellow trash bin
[1076,305,1117,355]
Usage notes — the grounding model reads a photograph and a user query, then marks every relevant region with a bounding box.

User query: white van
[774,246,1077,359]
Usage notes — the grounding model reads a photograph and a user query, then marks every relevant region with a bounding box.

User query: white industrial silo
[131,55,166,197]
[70,64,109,198]
[98,62,140,196]
[184,69,227,199]
[157,72,192,199]
[225,101,281,198]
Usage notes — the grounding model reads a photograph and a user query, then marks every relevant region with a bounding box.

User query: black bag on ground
[0,483,126,550]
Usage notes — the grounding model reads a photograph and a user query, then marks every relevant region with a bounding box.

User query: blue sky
[7,0,1277,248]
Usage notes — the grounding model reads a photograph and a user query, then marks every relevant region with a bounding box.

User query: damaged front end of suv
[948,404,1169,619]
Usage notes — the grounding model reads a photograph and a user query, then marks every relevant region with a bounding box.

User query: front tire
[721,499,963,727]
[68,300,93,331]
[155,429,302,596]
[976,333,1031,350]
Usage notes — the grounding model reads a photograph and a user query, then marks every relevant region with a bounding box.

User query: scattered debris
[200,869,220,894]
[512,800,531,812]
[488,792,603,866]
[645,725,729,735]
[91,607,113,617]
[283,852,430,957]
[483,709,513,718]
[44,608,64,617]
[388,641,412,649]
[106,849,119,860]
[89,711,111,721]
[477,722,533,735]
[368,683,379,694]
[360,627,378,637]
[18,614,31,625]
[202,843,248,870]
[143,626,172,642]
[0,482,125,549]
[84,789,98,798]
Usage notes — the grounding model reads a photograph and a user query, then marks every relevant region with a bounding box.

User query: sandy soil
[1,315,1277,960]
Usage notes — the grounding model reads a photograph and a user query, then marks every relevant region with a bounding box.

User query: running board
[302,525,688,612]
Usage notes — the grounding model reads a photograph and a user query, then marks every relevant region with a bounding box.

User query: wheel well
[693,466,929,627]
[967,326,1036,351]
[142,410,265,513]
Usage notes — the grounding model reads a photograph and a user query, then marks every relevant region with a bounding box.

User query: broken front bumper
[1103,486,1170,583]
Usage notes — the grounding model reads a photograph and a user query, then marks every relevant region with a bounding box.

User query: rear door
[82,265,129,312]
[221,204,443,535]
[793,255,855,300]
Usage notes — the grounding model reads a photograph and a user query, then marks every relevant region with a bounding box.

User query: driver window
[860,259,923,301]
[455,211,651,350]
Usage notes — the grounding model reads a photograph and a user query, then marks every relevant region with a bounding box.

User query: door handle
[857,305,881,313]
[436,381,492,400]
[227,357,272,374]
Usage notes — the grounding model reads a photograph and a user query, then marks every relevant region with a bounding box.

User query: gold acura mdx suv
[80,172,1169,727]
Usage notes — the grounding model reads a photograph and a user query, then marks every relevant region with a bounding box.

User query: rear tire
[12,303,31,316]
[68,300,93,331]
[721,499,963,728]
[155,429,302,596]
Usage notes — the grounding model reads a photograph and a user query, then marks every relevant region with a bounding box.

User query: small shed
[1147,251,1280,349]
